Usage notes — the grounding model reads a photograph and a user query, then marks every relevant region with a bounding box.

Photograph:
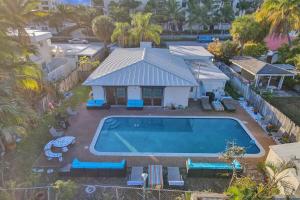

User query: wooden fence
[220,64,300,141]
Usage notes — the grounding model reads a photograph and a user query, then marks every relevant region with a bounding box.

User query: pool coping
[89,115,265,158]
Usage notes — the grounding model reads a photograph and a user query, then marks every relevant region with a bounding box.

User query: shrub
[243,42,267,57]
[54,180,78,200]
[207,40,238,62]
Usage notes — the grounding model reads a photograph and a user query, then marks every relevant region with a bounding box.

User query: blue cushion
[187,159,242,170]
[127,99,144,108]
[197,35,213,42]
[86,99,105,107]
[71,158,126,169]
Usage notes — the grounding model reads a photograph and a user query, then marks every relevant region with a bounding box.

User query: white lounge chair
[127,167,144,186]
[66,107,78,116]
[49,127,64,138]
[44,150,63,162]
[167,167,184,187]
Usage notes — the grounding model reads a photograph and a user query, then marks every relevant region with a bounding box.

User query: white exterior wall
[127,86,141,100]
[92,86,105,100]
[200,79,227,99]
[266,149,300,195]
[163,87,190,107]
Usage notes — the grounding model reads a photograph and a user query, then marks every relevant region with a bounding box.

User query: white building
[39,0,58,11]
[266,143,300,195]
[83,44,229,107]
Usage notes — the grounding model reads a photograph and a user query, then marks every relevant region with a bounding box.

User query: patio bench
[186,158,242,177]
[70,158,127,177]
[221,97,236,112]
[86,99,110,110]
[127,99,144,110]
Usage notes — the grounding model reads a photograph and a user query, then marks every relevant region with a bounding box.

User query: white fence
[219,64,300,141]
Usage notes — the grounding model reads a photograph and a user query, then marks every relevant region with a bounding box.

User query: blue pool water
[91,117,262,156]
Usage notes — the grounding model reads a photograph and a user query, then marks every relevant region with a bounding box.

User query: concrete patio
[33,100,275,171]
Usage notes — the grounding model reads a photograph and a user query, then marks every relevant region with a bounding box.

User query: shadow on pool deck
[33,100,275,172]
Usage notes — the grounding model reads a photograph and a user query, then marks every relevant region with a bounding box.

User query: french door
[142,87,164,106]
[105,87,127,105]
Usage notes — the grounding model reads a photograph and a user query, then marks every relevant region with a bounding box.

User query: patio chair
[49,127,64,138]
[186,158,242,177]
[212,100,224,111]
[86,99,110,109]
[127,166,144,186]
[167,167,184,188]
[127,100,144,110]
[66,107,78,116]
[200,96,212,111]
[221,98,236,112]
[148,165,163,189]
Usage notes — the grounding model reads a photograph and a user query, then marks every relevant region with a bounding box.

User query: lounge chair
[186,158,242,177]
[167,167,184,188]
[127,99,144,110]
[66,107,78,116]
[212,100,224,111]
[86,99,110,109]
[70,158,127,177]
[221,98,236,112]
[49,127,64,138]
[200,96,212,111]
[127,166,144,186]
[148,165,163,189]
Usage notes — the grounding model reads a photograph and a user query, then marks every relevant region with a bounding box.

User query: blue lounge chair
[127,99,144,110]
[186,158,242,177]
[70,158,127,177]
[86,99,109,109]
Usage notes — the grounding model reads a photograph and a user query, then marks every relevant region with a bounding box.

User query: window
[142,87,164,106]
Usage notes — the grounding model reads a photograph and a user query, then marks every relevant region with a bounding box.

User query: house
[230,56,294,90]
[83,44,229,107]
[266,143,300,195]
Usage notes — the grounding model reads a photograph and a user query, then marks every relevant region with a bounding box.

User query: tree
[48,4,73,33]
[230,15,267,55]
[92,15,115,47]
[256,0,300,47]
[130,12,163,45]
[243,42,267,58]
[0,0,46,44]
[54,180,78,200]
[164,0,184,32]
[111,22,131,47]
[221,141,245,186]
[144,0,168,26]
[207,40,238,62]
[108,0,141,22]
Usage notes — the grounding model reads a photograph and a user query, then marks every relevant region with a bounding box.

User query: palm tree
[130,12,163,45]
[256,0,300,46]
[165,0,184,32]
[0,0,45,44]
[111,22,131,47]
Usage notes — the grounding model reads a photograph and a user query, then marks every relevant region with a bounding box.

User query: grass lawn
[268,97,300,126]
[7,86,90,184]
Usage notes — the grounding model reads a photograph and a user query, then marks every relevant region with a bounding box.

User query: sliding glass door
[142,87,164,106]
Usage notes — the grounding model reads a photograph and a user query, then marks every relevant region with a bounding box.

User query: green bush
[225,82,241,100]
[243,42,267,57]
[54,180,78,200]
[207,40,238,62]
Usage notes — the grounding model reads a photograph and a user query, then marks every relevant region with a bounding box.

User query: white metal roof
[83,48,198,86]
[186,60,229,81]
[169,45,214,59]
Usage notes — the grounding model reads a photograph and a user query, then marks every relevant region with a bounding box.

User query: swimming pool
[90,116,264,157]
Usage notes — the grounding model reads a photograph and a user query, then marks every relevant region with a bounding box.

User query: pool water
[91,116,262,156]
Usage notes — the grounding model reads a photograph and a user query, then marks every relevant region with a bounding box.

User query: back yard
[268,97,300,126]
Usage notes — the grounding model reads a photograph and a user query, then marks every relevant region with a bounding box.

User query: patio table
[53,136,75,152]
[148,165,163,189]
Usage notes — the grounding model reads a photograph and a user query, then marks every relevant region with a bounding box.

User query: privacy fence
[0,185,228,200]
[219,64,300,142]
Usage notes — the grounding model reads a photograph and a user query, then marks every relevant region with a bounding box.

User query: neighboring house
[83,44,229,107]
[39,0,58,11]
[230,56,294,90]
[266,143,300,195]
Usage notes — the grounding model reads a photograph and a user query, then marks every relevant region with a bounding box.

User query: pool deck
[33,100,275,171]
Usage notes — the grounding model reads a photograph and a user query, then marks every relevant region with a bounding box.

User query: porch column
[267,76,272,88]
[278,76,285,90]
[255,75,260,87]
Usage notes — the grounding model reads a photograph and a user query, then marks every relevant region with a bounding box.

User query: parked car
[68,38,88,44]
[196,35,213,43]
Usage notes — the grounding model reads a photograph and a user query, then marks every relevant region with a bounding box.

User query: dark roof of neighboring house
[230,56,294,76]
